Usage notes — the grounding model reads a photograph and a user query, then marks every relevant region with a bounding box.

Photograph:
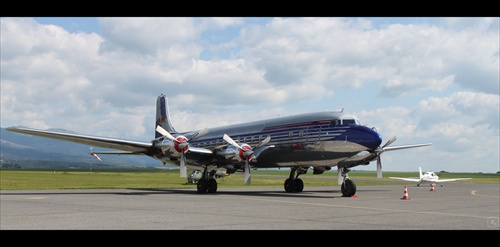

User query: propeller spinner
[156,125,208,178]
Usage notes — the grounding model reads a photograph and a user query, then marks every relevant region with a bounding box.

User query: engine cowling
[216,143,253,163]
[156,138,182,158]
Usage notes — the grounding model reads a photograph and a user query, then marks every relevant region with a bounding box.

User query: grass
[1,167,498,190]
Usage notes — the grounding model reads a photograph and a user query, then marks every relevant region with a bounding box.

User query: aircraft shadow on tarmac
[0,188,392,199]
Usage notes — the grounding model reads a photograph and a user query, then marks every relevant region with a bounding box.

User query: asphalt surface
[1,183,499,230]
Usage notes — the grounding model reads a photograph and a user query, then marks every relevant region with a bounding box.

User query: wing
[5,126,154,154]
[383,143,432,151]
[388,177,422,182]
[436,178,472,182]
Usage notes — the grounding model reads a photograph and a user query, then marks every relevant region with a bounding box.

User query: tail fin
[419,166,423,179]
[155,94,177,138]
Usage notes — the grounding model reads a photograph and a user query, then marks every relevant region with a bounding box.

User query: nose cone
[350,125,382,150]
[370,131,383,150]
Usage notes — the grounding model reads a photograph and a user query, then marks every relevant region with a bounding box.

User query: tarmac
[1,183,499,230]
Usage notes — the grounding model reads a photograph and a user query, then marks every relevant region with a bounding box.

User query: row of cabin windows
[196,134,270,148]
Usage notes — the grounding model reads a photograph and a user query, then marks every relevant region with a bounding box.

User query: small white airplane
[389,167,471,187]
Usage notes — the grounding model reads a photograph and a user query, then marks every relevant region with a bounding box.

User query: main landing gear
[196,167,218,194]
[283,166,357,197]
[284,167,307,193]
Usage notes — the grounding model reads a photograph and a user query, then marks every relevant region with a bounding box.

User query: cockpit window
[342,119,357,125]
[330,116,361,127]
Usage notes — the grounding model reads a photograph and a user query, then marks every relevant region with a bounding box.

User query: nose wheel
[341,178,356,197]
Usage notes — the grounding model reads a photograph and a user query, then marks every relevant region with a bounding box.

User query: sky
[1,17,499,173]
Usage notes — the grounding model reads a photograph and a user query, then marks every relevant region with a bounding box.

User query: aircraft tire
[284,178,295,193]
[207,178,217,193]
[341,179,356,197]
[197,179,208,194]
[294,179,304,192]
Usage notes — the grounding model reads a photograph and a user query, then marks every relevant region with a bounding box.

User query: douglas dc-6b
[7,94,432,197]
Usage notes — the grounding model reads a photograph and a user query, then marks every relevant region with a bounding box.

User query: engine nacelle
[155,135,189,159]
[216,144,253,163]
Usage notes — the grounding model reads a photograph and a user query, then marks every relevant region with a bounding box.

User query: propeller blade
[377,156,382,178]
[253,136,271,150]
[382,136,397,148]
[180,152,187,178]
[244,160,251,185]
[189,128,209,142]
[223,134,242,149]
[157,125,188,177]
[156,125,177,141]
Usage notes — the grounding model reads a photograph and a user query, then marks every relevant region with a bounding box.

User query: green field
[1,168,498,190]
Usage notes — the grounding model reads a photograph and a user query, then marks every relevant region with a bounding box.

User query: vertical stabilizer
[155,94,177,138]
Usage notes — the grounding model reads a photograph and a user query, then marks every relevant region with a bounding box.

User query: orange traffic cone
[401,185,410,200]
[430,183,435,191]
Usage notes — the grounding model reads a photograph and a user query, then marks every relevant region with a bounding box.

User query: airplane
[389,166,471,187]
[6,94,432,197]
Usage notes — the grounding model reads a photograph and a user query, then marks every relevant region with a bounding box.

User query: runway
[1,183,499,230]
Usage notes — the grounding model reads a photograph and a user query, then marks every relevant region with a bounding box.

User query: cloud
[1,17,498,172]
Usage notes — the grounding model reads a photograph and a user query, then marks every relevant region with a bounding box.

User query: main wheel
[207,178,218,193]
[197,178,208,194]
[294,179,304,192]
[284,178,295,193]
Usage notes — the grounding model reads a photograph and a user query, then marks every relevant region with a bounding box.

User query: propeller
[223,134,271,185]
[375,136,396,178]
[156,125,208,178]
